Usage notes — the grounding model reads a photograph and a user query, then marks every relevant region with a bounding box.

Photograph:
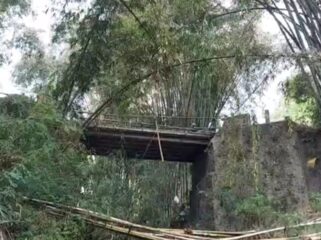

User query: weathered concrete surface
[193,115,321,230]
[297,126,321,193]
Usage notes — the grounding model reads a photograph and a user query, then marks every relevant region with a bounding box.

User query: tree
[283,73,321,126]
[0,0,30,64]
[9,3,277,230]
[4,2,283,235]
[255,0,321,110]
[14,0,275,121]
[0,94,191,237]
[0,96,84,222]
[0,0,29,13]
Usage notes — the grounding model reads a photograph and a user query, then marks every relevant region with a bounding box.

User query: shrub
[309,193,321,212]
[236,193,277,228]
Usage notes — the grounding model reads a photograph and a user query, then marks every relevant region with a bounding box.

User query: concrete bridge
[83,113,317,229]
[82,115,215,162]
[81,114,216,223]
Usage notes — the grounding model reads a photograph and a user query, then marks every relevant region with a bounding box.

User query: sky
[254,13,295,122]
[0,0,293,123]
[0,0,52,95]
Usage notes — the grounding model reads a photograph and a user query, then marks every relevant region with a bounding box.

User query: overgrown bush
[235,193,303,229]
[78,153,186,227]
[0,95,189,237]
[309,193,321,212]
[15,208,88,240]
[0,97,85,226]
[0,95,34,119]
[236,193,277,228]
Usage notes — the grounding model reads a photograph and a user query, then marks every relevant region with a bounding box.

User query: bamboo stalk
[24,197,250,240]
[25,198,192,239]
[155,120,165,162]
[85,218,167,240]
[222,220,321,240]
[253,232,321,240]
[43,205,167,240]
[159,228,254,236]
[47,205,207,240]
[25,197,159,233]
[24,197,321,240]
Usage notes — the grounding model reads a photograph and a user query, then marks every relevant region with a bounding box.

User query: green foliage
[14,0,274,118]
[284,74,321,126]
[236,193,277,227]
[0,95,34,119]
[233,193,302,229]
[219,120,259,196]
[78,153,189,227]
[78,153,141,220]
[0,98,84,224]
[0,95,190,237]
[277,212,302,227]
[16,208,87,240]
[217,190,278,229]
[288,99,320,126]
[309,193,321,212]
[1,0,311,235]
[0,0,29,14]
[219,187,239,213]
[0,0,30,65]
[285,74,313,103]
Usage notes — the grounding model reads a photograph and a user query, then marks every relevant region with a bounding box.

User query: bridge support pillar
[190,151,209,226]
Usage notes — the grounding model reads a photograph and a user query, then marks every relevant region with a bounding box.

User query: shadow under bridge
[82,115,215,162]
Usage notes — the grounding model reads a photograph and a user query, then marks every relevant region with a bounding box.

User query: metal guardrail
[81,113,217,132]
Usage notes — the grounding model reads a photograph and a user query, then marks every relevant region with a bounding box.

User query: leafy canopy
[14,0,274,119]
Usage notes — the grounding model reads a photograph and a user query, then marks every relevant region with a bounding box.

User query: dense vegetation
[284,74,321,126]
[1,0,321,238]
[0,95,194,238]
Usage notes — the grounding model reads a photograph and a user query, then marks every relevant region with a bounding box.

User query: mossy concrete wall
[193,115,321,230]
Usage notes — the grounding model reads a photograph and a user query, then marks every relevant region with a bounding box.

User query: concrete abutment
[191,115,321,230]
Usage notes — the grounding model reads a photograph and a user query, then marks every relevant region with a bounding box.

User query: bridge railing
[81,113,216,132]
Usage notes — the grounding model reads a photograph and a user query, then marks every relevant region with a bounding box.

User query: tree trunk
[0,229,7,240]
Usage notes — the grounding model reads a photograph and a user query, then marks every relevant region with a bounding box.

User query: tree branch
[209,6,306,20]
[118,0,157,45]
[62,14,100,116]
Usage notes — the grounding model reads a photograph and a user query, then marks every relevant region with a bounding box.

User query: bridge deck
[83,126,214,162]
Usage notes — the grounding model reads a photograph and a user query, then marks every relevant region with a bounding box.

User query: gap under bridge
[82,114,216,222]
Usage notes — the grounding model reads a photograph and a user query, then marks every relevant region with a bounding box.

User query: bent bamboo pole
[23,197,321,240]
